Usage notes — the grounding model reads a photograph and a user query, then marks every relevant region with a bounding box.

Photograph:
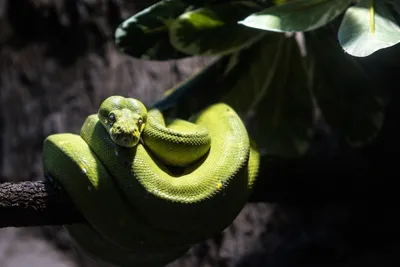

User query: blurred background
[0,1,400,267]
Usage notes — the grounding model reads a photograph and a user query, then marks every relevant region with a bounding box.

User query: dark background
[0,1,399,266]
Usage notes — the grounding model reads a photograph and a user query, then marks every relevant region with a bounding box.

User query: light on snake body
[217,182,223,189]
[115,149,119,156]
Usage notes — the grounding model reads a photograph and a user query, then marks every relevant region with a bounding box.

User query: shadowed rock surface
[0,1,400,267]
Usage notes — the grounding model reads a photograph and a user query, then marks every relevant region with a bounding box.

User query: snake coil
[43,96,259,267]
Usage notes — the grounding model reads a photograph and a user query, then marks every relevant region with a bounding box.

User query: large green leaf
[154,33,313,157]
[169,1,265,56]
[153,33,285,118]
[114,0,191,60]
[248,36,313,157]
[338,0,400,57]
[308,30,385,146]
[239,0,349,33]
[218,34,284,116]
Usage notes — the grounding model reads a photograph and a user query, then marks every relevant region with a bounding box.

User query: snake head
[98,96,147,148]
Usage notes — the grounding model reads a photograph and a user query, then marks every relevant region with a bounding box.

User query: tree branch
[0,180,85,228]
[0,124,381,229]
[0,148,394,229]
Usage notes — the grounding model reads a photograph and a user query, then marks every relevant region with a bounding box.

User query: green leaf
[338,0,400,57]
[308,30,385,146]
[169,1,265,56]
[114,0,191,60]
[239,0,349,33]
[248,36,314,157]
[218,34,284,116]
[154,33,313,157]
[153,33,284,118]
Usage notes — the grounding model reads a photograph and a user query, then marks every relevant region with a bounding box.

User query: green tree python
[42,96,260,267]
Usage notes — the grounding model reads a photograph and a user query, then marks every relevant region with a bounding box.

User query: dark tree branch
[0,146,397,229]
[0,139,398,229]
[0,180,85,228]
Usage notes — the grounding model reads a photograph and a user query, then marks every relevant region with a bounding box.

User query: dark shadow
[6,0,123,66]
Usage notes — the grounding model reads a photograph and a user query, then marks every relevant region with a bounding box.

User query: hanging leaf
[169,1,265,56]
[154,33,312,157]
[248,36,313,157]
[218,33,284,116]
[153,33,285,118]
[338,0,400,57]
[239,0,349,33]
[308,30,385,146]
[114,0,192,60]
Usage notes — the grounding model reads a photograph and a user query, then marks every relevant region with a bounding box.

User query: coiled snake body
[43,96,259,267]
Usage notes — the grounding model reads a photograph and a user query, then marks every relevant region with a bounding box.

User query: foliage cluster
[114,0,400,157]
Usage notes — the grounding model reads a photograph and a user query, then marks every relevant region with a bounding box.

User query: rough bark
[0,181,84,228]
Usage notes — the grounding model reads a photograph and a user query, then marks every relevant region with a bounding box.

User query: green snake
[42,96,259,267]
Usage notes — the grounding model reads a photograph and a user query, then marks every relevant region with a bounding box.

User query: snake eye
[108,113,116,124]
[137,118,143,127]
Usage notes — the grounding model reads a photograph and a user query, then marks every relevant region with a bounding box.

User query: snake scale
[42,96,260,267]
